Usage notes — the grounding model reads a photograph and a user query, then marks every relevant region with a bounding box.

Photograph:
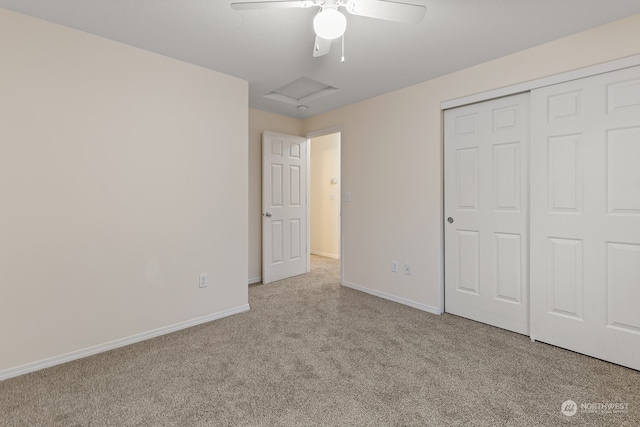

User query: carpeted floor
[1,255,638,426]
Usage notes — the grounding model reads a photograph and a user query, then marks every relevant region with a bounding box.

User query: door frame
[306,126,344,285]
[440,53,640,318]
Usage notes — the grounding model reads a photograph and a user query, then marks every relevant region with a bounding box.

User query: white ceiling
[2,1,640,118]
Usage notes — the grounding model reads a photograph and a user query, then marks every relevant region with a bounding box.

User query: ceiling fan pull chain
[341,33,345,63]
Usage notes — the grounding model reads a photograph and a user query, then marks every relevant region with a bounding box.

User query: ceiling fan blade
[231,1,315,10]
[312,36,331,57]
[345,0,426,24]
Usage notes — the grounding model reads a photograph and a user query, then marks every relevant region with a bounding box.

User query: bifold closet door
[444,93,530,335]
[530,66,640,370]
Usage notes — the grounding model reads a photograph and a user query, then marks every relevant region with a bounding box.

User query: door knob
[264,212,272,217]
[447,217,454,223]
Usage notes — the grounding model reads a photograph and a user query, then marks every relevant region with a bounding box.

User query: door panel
[262,131,307,284]
[494,232,522,303]
[445,93,530,335]
[530,65,640,371]
[493,142,521,211]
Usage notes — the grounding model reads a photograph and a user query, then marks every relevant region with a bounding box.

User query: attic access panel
[264,76,339,106]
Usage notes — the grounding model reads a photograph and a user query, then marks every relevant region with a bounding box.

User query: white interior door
[262,131,307,284]
[530,66,640,370]
[444,93,530,335]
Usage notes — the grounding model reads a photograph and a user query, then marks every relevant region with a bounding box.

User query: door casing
[261,127,344,284]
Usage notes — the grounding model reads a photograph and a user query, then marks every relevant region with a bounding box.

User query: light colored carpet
[1,255,638,426]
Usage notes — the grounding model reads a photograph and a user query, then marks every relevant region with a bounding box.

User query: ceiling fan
[230,0,427,58]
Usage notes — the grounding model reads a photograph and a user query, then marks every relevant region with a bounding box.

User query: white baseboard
[0,304,250,382]
[310,251,340,259]
[248,276,262,285]
[342,281,442,315]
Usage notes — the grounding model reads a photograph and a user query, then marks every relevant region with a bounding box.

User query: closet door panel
[530,65,640,371]
[445,93,530,335]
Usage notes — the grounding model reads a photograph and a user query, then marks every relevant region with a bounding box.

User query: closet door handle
[447,217,454,224]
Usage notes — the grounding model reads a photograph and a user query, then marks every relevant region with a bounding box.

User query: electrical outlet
[199,273,208,288]
[404,263,412,275]
[392,261,399,273]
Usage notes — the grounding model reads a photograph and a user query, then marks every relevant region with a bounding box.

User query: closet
[444,65,640,371]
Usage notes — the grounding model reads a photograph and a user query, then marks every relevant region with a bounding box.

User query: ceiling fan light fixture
[313,7,347,40]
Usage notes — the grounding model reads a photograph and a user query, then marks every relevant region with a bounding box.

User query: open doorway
[309,132,341,268]
[260,130,341,285]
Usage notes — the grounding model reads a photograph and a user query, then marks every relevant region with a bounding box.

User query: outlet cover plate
[199,273,208,288]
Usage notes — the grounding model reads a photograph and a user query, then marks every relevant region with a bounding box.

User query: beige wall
[302,14,640,313]
[310,133,341,259]
[248,109,302,283]
[0,9,248,375]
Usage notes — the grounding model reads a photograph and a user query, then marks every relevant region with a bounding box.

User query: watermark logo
[561,399,629,416]
[561,400,578,417]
